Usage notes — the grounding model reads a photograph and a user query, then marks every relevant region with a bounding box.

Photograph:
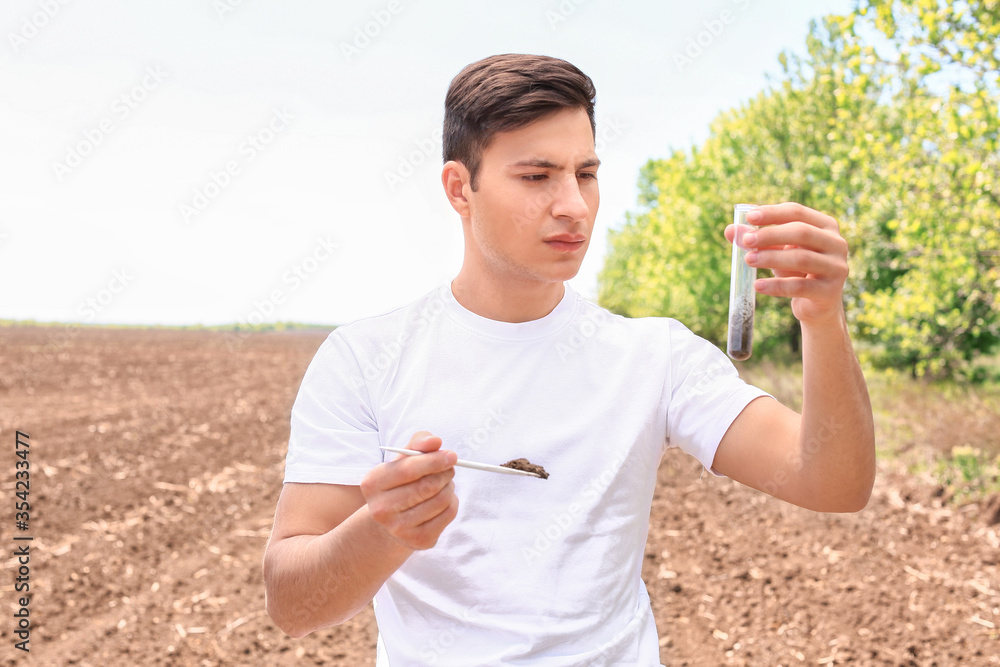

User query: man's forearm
[264,506,412,637]
[798,311,876,511]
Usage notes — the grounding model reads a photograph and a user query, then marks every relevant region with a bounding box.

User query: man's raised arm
[711,203,876,512]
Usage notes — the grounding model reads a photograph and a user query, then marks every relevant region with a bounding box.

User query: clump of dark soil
[983,493,1000,526]
[501,458,549,479]
[727,295,754,361]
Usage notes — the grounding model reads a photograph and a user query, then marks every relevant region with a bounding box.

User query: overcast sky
[0,0,854,327]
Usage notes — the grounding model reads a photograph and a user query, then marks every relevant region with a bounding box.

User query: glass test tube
[727,204,757,361]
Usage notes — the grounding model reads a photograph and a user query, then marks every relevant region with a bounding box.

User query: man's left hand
[725,202,849,326]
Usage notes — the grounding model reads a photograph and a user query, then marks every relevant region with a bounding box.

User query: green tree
[600,15,888,355]
[600,1,1000,378]
[847,0,1000,377]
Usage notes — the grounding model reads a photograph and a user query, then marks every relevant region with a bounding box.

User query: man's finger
[369,470,455,525]
[396,480,458,529]
[754,276,840,299]
[382,453,456,489]
[747,247,846,279]
[746,202,839,232]
[744,222,845,256]
[397,494,461,551]
[402,431,443,455]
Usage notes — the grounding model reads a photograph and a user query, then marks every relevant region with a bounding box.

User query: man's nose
[551,175,590,222]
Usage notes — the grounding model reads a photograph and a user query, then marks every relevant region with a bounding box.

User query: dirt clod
[983,494,1000,526]
[500,457,549,479]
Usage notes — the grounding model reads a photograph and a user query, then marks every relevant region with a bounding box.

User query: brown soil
[727,301,754,361]
[0,326,997,666]
[500,458,549,479]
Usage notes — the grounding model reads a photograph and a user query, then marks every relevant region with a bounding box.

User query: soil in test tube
[728,204,757,360]
[500,458,549,479]
[727,294,754,361]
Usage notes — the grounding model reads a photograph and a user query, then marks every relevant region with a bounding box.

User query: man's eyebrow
[508,157,602,169]
[509,158,560,169]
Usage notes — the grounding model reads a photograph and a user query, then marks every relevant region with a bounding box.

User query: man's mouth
[544,234,586,253]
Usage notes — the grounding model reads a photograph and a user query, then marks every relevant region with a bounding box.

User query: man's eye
[522,174,547,182]
[578,172,598,180]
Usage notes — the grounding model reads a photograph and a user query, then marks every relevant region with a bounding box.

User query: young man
[263,54,875,665]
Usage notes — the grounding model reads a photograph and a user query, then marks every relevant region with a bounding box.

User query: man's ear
[442,160,472,218]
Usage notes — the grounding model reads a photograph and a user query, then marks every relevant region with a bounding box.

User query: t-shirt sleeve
[283,330,383,485]
[664,320,771,476]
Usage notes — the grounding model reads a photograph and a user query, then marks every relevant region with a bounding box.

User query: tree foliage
[599,0,1000,378]
[850,0,1000,377]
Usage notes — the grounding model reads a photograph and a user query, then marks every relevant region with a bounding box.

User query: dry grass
[736,359,1000,501]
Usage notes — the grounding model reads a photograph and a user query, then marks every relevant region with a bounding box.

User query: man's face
[463,106,600,285]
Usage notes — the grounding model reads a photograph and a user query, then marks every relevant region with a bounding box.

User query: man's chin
[547,262,583,283]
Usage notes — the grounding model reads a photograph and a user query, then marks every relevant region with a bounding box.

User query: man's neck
[450,271,566,323]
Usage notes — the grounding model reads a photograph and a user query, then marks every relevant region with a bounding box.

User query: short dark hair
[443,54,597,190]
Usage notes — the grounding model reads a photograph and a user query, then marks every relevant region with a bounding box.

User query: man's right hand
[360,431,460,551]
[265,432,458,635]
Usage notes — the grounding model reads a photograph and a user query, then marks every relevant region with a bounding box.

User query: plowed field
[1,326,997,665]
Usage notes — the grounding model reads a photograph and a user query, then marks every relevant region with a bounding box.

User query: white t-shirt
[284,283,769,666]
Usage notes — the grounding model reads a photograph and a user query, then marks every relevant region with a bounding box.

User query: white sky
[0,0,853,327]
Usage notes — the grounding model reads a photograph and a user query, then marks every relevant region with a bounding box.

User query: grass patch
[932,446,1000,504]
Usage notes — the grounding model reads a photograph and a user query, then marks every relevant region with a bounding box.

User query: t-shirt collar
[440,282,578,341]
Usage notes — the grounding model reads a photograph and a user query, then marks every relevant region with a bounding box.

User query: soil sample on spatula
[500,458,549,479]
